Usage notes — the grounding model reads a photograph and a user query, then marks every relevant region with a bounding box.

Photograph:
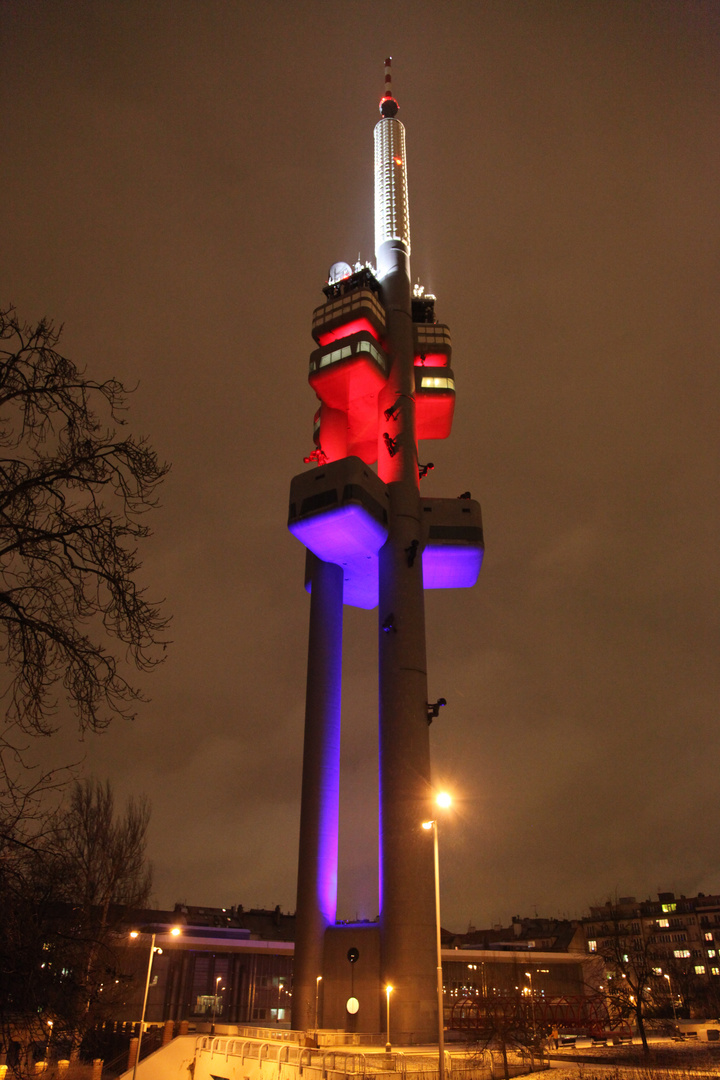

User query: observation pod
[413,319,453,368]
[415,367,456,441]
[420,497,484,588]
[288,457,389,609]
[309,332,389,464]
[413,314,456,440]
[288,465,483,607]
[310,269,390,465]
[312,269,386,346]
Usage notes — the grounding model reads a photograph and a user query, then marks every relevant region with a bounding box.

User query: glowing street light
[422,791,452,1080]
[664,973,678,1022]
[385,984,393,1052]
[315,975,323,1030]
[211,975,222,1035]
[130,926,181,1079]
[525,971,536,1038]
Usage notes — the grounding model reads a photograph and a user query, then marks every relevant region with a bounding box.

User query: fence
[194,1035,548,1080]
[0,1063,103,1080]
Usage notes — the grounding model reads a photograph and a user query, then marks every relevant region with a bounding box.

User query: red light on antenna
[394,157,403,166]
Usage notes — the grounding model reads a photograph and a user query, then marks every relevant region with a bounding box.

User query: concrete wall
[117,1035,197,1080]
[323,925,381,1033]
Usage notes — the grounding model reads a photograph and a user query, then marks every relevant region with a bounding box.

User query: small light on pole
[525,972,536,1038]
[315,975,323,1030]
[422,791,452,1080]
[385,984,393,1052]
[130,926,181,1080]
[211,974,222,1035]
[664,973,678,1022]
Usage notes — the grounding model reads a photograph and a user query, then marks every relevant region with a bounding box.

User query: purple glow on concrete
[422,545,484,589]
[303,541,483,609]
[291,482,482,606]
[289,503,388,565]
[341,557,379,609]
[317,759,340,922]
[306,554,378,609]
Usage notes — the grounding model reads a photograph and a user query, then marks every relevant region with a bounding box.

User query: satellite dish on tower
[328,261,353,285]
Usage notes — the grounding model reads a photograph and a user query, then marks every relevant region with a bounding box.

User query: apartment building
[583,891,720,980]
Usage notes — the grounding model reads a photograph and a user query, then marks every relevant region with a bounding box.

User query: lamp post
[385,984,393,1052]
[211,975,222,1035]
[130,926,181,1080]
[664,973,678,1022]
[524,972,536,1039]
[422,791,452,1080]
[315,975,322,1030]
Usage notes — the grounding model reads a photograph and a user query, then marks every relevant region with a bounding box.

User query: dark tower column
[375,61,438,1043]
[291,552,343,1031]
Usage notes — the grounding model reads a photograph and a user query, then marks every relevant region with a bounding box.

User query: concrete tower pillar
[291,552,343,1031]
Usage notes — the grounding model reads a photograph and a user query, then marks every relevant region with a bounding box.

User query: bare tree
[52,778,152,917]
[0,306,169,810]
[0,778,152,1073]
[464,990,548,1080]
[593,903,664,1053]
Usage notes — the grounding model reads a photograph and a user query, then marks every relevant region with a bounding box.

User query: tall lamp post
[211,975,222,1035]
[525,972,536,1039]
[130,926,181,1080]
[385,984,393,1052]
[664,973,678,1022]
[422,791,452,1080]
[315,975,323,1030]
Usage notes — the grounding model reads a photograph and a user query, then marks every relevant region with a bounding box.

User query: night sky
[2,1,718,932]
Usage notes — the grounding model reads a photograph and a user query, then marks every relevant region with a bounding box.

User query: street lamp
[315,975,322,1030]
[422,791,452,1080]
[664,973,678,1022]
[130,926,181,1080]
[385,984,393,1052]
[525,972,536,1039]
[211,975,222,1035]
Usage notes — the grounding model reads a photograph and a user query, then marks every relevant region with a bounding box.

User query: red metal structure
[449,994,611,1039]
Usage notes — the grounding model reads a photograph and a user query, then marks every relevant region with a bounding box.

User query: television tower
[289,60,483,1040]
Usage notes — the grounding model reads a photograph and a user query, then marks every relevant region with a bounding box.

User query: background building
[106,903,599,1035]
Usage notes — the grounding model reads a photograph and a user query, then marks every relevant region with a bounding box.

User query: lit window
[588,940,597,953]
[420,376,455,390]
[705,932,713,941]
[674,949,691,958]
[652,968,662,976]
[657,919,669,928]
[362,342,387,370]
[662,903,677,913]
[709,950,716,958]
[712,968,720,976]
[695,965,706,975]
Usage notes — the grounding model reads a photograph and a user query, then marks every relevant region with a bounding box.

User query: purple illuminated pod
[289,59,483,1038]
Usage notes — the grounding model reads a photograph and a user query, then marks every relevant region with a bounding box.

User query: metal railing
[193,1036,548,1080]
